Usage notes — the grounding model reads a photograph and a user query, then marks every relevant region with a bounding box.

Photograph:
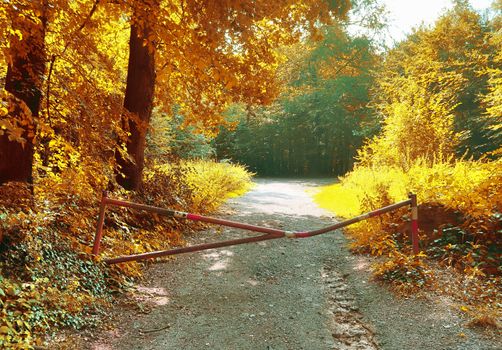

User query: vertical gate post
[409,193,419,254]
[92,191,108,255]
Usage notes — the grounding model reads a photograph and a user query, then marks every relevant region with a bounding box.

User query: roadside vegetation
[0,159,252,348]
[1,0,500,347]
[315,159,500,321]
[314,2,501,328]
[214,0,501,329]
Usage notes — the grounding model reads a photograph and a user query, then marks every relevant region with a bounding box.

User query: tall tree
[116,0,158,190]
[216,26,377,176]
[432,1,495,157]
[481,0,502,154]
[0,2,47,185]
[115,0,351,189]
[361,2,496,168]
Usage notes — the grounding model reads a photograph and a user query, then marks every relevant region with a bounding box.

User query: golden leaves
[151,0,349,132]
[0,89,33,145]
[7,28,22,40]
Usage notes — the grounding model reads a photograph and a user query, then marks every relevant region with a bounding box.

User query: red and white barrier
[92,191,420,264]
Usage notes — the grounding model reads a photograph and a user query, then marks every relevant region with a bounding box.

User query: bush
[314,157,501,289]
[0,159,253,347]
[152,160,254,213]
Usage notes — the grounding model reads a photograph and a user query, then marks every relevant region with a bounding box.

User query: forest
[0,0,500,347]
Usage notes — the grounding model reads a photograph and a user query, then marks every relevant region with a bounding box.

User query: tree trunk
[116,3,157,191]
[0,7,46,185]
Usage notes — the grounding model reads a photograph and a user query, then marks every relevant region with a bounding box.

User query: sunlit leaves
[358,3,502,168]
[0,89,33,145]
[481,9,502,153]
[312,3,501,315]
[153,0,349,134]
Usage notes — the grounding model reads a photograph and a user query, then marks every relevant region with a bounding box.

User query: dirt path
[87,179,499,350]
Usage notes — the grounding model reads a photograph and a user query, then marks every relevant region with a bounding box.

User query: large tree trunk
[0,7,46,185]
[116,2,157,191]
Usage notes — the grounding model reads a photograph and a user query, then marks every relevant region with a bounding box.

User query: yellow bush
[314,157,501,290]
[407,159,501,219]
[316,158,501,221]
[315,166,408,217]
[314,159,501,319]
[0,158,254,349]
[154,160,254,213]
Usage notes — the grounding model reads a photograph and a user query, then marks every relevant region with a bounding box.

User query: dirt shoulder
[82,179,499,350]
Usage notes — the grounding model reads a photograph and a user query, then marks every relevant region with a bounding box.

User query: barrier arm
[93,192,418,264]
[291,198,412,238]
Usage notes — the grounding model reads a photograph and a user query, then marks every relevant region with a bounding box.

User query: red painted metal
[292,199,412,238]
[409,193,419,254]
[186,213,286,235]
[92,191,108,255]
[105,232,284,264]
[92,192,419,264]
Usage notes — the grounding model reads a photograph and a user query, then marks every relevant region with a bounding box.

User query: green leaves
[215,25,376,176]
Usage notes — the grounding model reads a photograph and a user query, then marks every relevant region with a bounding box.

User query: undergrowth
[151,160,254,213]
[0,160,253,348]
[315,157,501,326]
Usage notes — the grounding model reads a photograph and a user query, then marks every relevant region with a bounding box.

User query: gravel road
[88,179,500,350]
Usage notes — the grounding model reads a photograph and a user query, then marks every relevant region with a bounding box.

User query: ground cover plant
[0,160,252,348]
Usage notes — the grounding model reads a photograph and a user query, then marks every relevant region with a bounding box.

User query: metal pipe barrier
[92,191,420,264]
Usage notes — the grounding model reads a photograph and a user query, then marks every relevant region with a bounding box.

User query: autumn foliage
[0,0,354,346]
[0,0,501,346]
[316,2,501,325]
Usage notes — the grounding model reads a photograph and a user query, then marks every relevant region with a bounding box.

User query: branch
[45,54,56,126]
[62,0,101,55]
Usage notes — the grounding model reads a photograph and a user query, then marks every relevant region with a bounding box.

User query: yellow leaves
[0,90,35,146]
[211,68,220,81]
[8,28,23,40]
[47,139,57,148]
[164,160,253,213]
[464,266,486,279]
[152,0,348,132]
[314,154,500,299]
[371,250,430,292]
[321,157,502,223]
[225,77,237,90]
[315,149,502,292]
[366,8,489,168]
[416,251,427,258]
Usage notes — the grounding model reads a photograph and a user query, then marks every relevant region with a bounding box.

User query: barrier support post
[92,191,108,255]
[409,193,419,254]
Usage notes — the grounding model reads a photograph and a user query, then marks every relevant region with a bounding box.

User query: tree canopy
[215,25,378,176]
[0,0,351,190]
